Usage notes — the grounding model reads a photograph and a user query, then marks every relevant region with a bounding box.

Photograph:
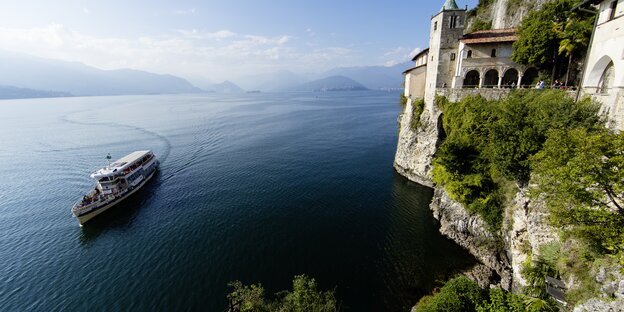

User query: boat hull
[75,170,157,226]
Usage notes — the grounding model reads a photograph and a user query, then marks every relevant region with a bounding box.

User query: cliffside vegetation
[512,0,594,85]
[227,275,339,312]
[430,89,624,305]
[432,90,600,230]
[414,276,556,312]
[466,0,493,32]
[410,98,425,130]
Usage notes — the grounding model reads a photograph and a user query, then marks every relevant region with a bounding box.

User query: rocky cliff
[466,0,548,30]
[395,96,624,309]
[397,0,624,309]
[394,100,441,188]
[395,96,558,290]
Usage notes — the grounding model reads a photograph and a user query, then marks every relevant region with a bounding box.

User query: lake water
[0,91,476,311]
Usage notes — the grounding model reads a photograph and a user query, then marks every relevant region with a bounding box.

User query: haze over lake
[0,92,476,311]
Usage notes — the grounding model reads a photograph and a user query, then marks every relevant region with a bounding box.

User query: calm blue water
[0,91,476,311]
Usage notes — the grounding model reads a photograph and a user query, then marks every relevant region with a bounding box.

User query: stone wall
[436,87,513,102]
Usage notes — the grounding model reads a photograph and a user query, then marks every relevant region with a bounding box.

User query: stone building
[579,0,624,130]
[403,49,428,98]
[404,0,537,105]
[453,29,538,89]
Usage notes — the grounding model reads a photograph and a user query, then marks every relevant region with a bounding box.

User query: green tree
[278,275,338,312]
[227,275,338,312]
[432,91,599,229]
[414,276,484,312]
[476,288,528,312]
[512,0,587,83]
[228,281,270,312]
[486,90,600,182]
[554,12,595,85]
[531,128,624,259]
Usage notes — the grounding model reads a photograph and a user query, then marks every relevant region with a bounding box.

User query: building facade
[403,49,429,98]
[404,0,536,105]
[579,0,624,130]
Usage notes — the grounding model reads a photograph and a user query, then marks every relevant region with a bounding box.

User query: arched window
[467,50,472,58]
[491,49,497,57]
[599,61,615,94]
[450,53,456,61]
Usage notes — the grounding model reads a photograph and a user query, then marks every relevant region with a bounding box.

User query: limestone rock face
[430,188,513,290]
[490,0,548,29]
[573,298,624,312]
[503,188,558,291]
[393,99,442,187]
[467,0,549,30]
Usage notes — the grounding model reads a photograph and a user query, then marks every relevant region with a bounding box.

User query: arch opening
[484,69,499,88]
[502,68,519,88]
[463,70,480,88]
[521,68,539,87]
[598,61,615,94]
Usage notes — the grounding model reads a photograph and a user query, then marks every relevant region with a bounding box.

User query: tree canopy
[432,90,600,229]
[227,275,339,312]
[531,128,624,259]
[512,0,594,84]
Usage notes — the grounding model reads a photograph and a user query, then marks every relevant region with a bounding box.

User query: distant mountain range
[0,51,204,97]
[322,62,409,90]
[287,76,368,92]
[0,85,72,99]
[0,51,408,99]
[206,81,245,93]
[236,70,311,92]
[235,62,410,92]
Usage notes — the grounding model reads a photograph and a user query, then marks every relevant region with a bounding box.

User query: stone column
[517,75,523,89]
[498,75,503,89]
[479,74,484,89]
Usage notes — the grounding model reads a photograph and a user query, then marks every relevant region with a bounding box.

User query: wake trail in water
[59,112,173,176]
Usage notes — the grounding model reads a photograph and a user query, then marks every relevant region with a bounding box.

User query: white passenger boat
[72,150,159,226]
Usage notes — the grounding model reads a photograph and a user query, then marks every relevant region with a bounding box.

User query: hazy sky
[0,0,478,82]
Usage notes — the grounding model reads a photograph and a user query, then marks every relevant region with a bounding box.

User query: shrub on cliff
[400,94,408,106]
[414,276,484,312]
[486,90,600,182]
[532,128,624,263]
[410,98,425,130]
[414,276,556,312]
[512,0,594,84]
[432,90,600,230]
[227,275,338,312]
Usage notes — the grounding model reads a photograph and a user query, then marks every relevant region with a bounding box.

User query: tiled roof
[460,28,517,44]
[403,64,427,74]
[411,48,429,61]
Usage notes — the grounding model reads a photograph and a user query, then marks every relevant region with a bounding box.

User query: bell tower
[424,0,466,105]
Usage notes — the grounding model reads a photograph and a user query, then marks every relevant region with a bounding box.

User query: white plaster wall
[582,0,624,130]
[404,74,411,98]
